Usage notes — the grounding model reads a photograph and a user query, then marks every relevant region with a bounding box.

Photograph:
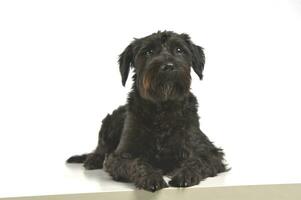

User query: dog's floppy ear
[181,34,205,80]
[119,44,134,86]
[191,44,205,80]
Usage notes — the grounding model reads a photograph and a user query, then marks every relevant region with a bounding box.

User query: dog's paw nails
[169,169,201,187]
[169,179,192,188]
[150,185,157,192]
[136,175,168,192]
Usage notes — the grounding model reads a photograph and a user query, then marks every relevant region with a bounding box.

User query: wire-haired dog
[67,31,228,192]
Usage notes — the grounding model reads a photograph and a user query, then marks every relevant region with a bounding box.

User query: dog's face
[119,31,205,102]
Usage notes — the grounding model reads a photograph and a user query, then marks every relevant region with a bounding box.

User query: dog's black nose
[160,62,175,71]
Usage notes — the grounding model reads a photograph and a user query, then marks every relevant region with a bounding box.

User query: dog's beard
[138,67,191,102]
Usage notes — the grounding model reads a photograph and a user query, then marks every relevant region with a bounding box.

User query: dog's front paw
[169,169,201,187]
[135,174,168,192]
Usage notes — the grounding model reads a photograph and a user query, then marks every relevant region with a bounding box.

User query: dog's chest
[150,110,185,135]
[147,111,187,161]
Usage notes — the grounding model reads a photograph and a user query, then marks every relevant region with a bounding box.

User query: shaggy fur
[67,31,228,192]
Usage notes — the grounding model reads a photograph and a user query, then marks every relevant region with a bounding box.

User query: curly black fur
[67,31,228,192]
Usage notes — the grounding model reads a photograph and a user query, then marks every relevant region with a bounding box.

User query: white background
[0,0,301,197]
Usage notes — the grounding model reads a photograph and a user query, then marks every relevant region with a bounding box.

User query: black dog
[67,31,227,192]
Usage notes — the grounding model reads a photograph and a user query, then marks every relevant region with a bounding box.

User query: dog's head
[119,31,205,102]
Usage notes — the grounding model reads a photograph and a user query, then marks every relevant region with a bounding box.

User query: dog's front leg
[104,152,168,192]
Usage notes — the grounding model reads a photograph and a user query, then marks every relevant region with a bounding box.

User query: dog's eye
[175,47,184,54]
[144,49,153,56]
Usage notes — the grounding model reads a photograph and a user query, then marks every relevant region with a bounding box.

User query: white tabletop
[0,156,300,199]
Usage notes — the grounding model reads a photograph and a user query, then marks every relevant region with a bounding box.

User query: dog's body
[67,31,227,192]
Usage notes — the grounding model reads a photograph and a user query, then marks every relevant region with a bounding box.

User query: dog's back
[67,105,127,169]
